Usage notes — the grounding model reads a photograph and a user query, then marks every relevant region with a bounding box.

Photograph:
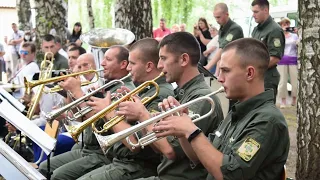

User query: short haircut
[109,45,129,63]
[129,38,159,65]
[43,34,56,43]
[279,17,291,25]
[22,42,36,53]
[159,32,201,66]
[12,23,17,26]
[214,3,229,13]
[160,18,166,22]
[69,46,86,55]
[251,0,269,9]
[55,35,62,44]
[223,38,269,78]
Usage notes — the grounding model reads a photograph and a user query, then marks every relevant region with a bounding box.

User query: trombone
[24,68,103,95]
[45,73,132,126]
[67,72,164,142]
[26,52,54,119]
[95,86,225,153]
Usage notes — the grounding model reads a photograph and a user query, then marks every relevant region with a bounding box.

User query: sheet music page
[0,97,56,155]
[0,87,25,112]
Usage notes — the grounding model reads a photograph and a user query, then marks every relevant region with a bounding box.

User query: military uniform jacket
[251,16,285,84]
[218,19,244,49]
[207,90,289,180]
[53,53,69,70]
[109,76,174,171]
[157,74,224,180]
[82,75,135,156]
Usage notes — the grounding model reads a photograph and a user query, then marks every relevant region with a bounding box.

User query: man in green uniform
[153,38,290,180]
[130,32,224,180]
[204,2,243,111]
[41,34,69,70]
[251,0,285,103]
[77,38,175,180]
[38,46,135,180]
[205,3,243,74]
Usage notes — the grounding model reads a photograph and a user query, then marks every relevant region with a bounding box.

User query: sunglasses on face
[20,50,29,55]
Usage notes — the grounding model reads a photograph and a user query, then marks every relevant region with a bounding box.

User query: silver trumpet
[45,73,132,126]
[95,86,225,153]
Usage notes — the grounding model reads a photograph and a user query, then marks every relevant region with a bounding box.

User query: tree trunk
[296,0,320,179]
[16,0,32,31]
[87,0,95,29]
[34,0,68,59]
[114,0,152,40]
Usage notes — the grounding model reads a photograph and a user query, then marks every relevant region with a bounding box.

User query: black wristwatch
[187,128,203,143]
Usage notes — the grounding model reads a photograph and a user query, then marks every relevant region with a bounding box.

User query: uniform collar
[220,19,233,32]
[257,16,273,30]
[231,89,274,121]
[174,74,204,100]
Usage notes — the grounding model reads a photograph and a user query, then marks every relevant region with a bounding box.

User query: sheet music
[0,140,46,180]
[0,96,56,155]
[0,87,25,112]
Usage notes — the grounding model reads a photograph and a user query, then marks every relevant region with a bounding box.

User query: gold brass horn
[45,73,132,127]
[24,68,103,95]
[94,86,225,153]
[26,52,54,119]
[67,72,164,142]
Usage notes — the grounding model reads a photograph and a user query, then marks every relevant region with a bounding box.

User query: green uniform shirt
[218,19,244,49]
[251,16,285,90]
[53,53,69,70]
[157,74,224,180]
[111,76,174,175]
[207,90,289,180]
[82,75,135,156]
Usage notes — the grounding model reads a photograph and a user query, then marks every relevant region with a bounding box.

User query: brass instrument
[95,87,225,153]
[45,73,132,127]
[24,68,103,94]
[26,52,54,119]
[67,72,164,142]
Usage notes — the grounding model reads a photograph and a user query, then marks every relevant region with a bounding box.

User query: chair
[30,120,59,168]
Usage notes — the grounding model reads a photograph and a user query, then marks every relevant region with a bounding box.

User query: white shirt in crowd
[12,61,40,99]
[58,49,68,59]
[206,35,219,62]
[10,30,24,54]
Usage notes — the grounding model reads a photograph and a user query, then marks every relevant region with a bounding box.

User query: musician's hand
[5,122,16,132]
[116,86,131,94]
[158,96,188,115]
[204,65,210,70]
[87,91,112,115]
[58,76,82,95]
[116,96,149,122]
[152,114,198,139]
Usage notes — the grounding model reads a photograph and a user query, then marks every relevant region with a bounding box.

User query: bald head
[214,3,229,13]
[77,53,96,80]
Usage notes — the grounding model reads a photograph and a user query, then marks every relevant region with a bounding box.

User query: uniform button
[179,89,185,96]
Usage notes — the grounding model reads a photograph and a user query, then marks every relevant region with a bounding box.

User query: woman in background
[278,17,298,108]
[67,22,82,46]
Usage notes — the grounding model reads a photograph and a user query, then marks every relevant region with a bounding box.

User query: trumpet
[68,72,164,142]
[26,52,54,119]
[24,68,103,94]
[95,86,225,153]
[45,73,132,126]
[92,72,165,134]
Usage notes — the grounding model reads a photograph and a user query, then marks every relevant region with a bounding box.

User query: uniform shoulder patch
[226,33,233,41]
[273,38,281,47]
[237,137,260,161]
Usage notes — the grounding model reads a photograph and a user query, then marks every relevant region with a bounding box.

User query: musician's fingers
[162,99,170,110]
[89,96,99,102]
[167,96,180,107]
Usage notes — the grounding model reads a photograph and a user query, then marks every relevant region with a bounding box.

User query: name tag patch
[237,137,260,161]
[274,38,281,47]
[226,34,233,41]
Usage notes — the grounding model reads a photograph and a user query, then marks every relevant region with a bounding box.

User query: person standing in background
[251,0,285,104]
[202,26,219,73]
[0,42,5,79]
[6,23,24,77]
[277,17,298,108]
[179,23,186,32]
[153,18,171,42]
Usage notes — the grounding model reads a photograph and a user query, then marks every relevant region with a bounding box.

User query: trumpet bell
[80,28,135,49]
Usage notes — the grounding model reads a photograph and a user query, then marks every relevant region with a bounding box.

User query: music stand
[0,139,46,180]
